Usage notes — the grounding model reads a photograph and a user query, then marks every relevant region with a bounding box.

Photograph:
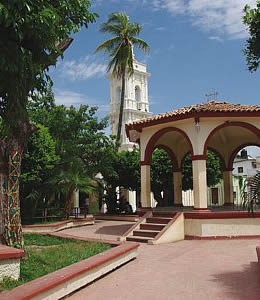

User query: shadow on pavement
[211,262,260,300]
[95,224,133,236]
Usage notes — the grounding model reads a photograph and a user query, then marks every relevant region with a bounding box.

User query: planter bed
[22,216,95,233]
[0,233,139,300]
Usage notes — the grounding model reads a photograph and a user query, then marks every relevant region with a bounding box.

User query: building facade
[109,59,151,151]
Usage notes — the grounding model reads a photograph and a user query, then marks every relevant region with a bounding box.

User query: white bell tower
[109,59,151,151]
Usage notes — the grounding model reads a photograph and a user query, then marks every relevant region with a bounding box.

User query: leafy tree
[151,149,173,207]
[0,0,97,247]
[243,1,260,71]
[24,92,114,218]
[182,151,222,191]
[102,148,223,209]
[95,12,149,142]
[20,125,59,222]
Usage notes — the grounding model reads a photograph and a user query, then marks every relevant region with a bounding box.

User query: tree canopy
[0,0,97,142]
[21,90,114,220]
[243,1,260,71]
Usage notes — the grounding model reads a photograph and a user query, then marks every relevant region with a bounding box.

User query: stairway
[126,212,176,243]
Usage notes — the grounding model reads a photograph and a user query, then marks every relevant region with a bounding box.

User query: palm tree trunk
[3,146,24,248]
[116,71,126,142]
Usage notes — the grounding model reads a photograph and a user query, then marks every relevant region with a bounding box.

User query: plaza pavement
[63,220,260,300]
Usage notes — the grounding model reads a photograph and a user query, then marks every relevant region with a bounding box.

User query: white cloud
[54,89,87,106]
[58,55,107,81]
[156,26,166,31]
[54,89,109,113]
[209,36,223,42]
[151,0,256,39]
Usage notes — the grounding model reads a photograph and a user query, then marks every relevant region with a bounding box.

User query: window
[135,86,141,102]
[116,87,121,103]
[252,162,257,169]
[238,167,243,173]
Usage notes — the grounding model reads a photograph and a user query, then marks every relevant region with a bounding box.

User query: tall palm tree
[95,12,149,143]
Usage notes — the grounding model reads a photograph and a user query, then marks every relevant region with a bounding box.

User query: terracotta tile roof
[127,101,260,129]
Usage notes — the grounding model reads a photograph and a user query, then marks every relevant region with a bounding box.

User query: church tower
[109,59,151,150]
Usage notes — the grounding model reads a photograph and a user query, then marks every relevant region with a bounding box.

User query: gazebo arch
[203,121,260,156]
[153,144,179,171]
[143,127,194,166]
[228,143,260,170]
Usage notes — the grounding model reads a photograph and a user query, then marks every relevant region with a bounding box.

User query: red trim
[0,245,25,260]
[184,211,260,219]
[228,142,260,169]
[1,237,138,300]
[191,155,207,161]
[185,235,260,240]
[125,125,142,140]
[180,151,190,168]
[207,146,227,170]
[144,127,194,165]
[140,161,150,166]
[193,208,210,211]
[126,111,260,133]
[203,121,260,156]
[155,144,179,170]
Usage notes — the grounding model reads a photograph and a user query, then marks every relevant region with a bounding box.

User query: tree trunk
[64,185,75,218]
[116,71,126,143]
[3,147,24,248]
[0,140,8,244]
[0,173,7,244]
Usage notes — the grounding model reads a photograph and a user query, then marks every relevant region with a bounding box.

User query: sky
[49,0,260,157]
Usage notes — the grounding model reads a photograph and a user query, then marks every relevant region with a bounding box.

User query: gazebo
[126,101,260,211]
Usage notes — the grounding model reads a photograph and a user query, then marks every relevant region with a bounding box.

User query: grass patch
[0,234,111,292]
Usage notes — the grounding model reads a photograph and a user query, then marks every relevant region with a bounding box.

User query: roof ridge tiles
[126,101,260,128]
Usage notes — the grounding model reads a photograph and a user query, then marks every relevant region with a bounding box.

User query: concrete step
[126,236,153,243]
[153,212,176,218]
[146,217,172,224]
[133,230,160,238]
[140,223,165,231]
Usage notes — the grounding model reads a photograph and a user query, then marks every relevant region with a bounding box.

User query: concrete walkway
[63,221,260,300]
[62,219,134,241]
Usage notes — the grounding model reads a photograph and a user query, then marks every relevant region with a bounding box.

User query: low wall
[0,245,25,281]
[185,212,260,238]
[22,216,95,233]
[1,239,138,300]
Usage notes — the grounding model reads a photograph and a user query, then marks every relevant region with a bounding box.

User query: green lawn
[0,234,111,291]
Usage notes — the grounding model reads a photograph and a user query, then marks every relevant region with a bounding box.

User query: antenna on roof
[205,89,218,102]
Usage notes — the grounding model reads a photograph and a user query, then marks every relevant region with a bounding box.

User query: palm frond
[131,37,150,53]
[95,37,121,54]
[128,23,142,36]
[100,23,122,35]
[106,12,129,27]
